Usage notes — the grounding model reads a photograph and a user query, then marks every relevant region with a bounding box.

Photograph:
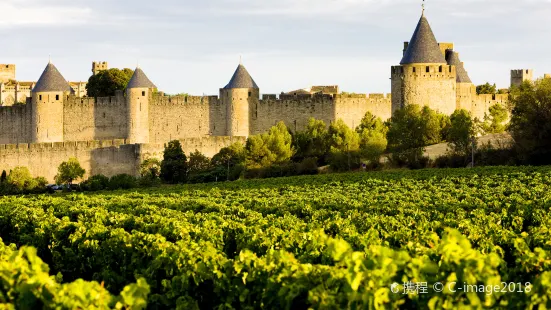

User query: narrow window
[449,66,452,72]
[142,91,146,96]
[413,67,416,73]
[426,66,430,73]
[439,66,443,73]
[39,95,42,100]
[103,112,106,118]
[56,95,59,100]
[248,92,251,97]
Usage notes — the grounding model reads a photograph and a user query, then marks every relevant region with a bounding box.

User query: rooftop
[400,14,447,65]
[33,63,73,93]
[224,64,259,89]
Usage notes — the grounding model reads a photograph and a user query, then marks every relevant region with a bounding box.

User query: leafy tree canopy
[448,109,476,156]
[476,82,497,95]
[509,78,551,164]
[86,68,134,97]
[293,118,329,163]
[160,140,188,184]
[246,121,294,168]
[54,158,85,185]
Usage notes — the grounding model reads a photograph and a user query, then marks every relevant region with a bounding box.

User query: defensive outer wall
[0,90,390,182]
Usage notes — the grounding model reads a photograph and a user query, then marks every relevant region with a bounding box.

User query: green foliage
[447,109,476,156]
[86,68,134,97]
[188,150,212,174]
[108,174,137,190]
[0,167,551,308]
[356,112,388,164]
[1,170,6,183]
[81,174,110,191]
[293,118,330,164]
[0,239,149,309]
[509,78,551,164]
[328,119,360,153]
[54,157,85,185]
[211,143,246,181]
[387,105,446,167]
[140,158,161,178]
[482,104,509,134]
[476,82,497,95]
[2,167,47,194]
[246,121,294,168]
[160,140,188,184]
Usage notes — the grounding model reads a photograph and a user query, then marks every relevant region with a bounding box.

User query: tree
[356,112,388,164]
[160,140,188,184]
[509,78,551,164]
[447,109,476,156]
[328,119,360,153]
[476,82,497,95]
[211,143,246,181]
[55,157,85,185]
[293,118,329,164]
[245,121,294,168]
[326,119,360,171]
[7,167,36,191]
[86,68,134,97]
[188,150,211,174]
[386,105,445,166]
[140,158,161,178]
[482,104,508,134]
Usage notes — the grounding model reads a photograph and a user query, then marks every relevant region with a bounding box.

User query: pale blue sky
[1,0,549,95]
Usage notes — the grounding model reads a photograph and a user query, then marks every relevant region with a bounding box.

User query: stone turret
[446,50,476,111]
[126,67,155,144]
[391,11,457,115]
[511,69,533,88]
[31,62,73,143]
[220,63,259,137]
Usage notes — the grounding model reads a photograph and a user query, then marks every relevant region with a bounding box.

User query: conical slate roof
[400,14,446,65]
[127,67,156,89]
[33,63,73,93]
[224,64,259,89]
[446,50,472,83]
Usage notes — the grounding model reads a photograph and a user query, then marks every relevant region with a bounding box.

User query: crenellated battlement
[64,95,126,107]
[393,64,456,79]
[151,94,221,106]
[0,139,129,153]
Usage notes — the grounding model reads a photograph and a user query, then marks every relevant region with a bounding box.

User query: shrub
[108,174,137,190]
[81,174,110,191]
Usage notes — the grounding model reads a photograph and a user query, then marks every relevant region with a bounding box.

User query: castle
[0,11,537,181]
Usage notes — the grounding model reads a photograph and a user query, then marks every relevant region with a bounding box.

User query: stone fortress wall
[0,10,545,182]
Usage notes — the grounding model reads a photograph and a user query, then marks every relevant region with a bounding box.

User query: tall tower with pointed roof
[126,67,156,144]
[31,62,74,143]
[220,63,259,137]
[391,10,457,115]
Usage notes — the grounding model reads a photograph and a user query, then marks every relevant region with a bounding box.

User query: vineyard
[1,166,551,309]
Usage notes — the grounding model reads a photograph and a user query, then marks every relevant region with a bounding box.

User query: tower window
[426,66,430,73]
[142,91,146,96]
[439,66,443,73]
[39,95,42,100]
[413,67,416,73]
[56,95,59,100]
[248,92,251,97]
[449,66,452,72]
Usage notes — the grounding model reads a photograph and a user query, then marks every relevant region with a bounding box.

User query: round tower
[446,50,475,111]
[220,63,259,137]
[31,62,73,143]
[391,11,456,116]
[126,67,156,144]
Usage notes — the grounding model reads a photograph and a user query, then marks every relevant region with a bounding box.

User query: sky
[1,0,550,95]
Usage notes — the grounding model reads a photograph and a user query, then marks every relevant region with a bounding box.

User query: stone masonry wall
[472,94,509,120]
[63,95,128,142]
[402,64,457,115]
[0,105,31,144]
[0,140,139,183]
[251,94,336,134]
[334,94,392,129]
[149,95,226,143]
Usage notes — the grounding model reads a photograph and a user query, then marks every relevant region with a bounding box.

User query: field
[1,166,551,309]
